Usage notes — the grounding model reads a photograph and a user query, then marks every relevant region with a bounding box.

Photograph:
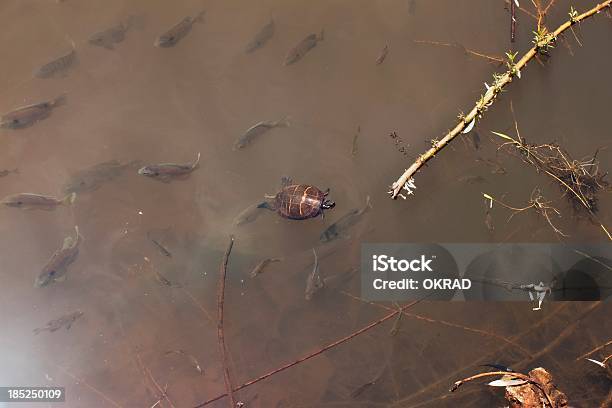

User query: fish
[0,94,66,129]
[63,160,141,194]
[250,258,282,277]
[233,203,266,226]
[1,192,76,210]
[376,44,389,65]
[148,233,172,257]
[476,157,506,174]
[233,118,289,150]
[165,350,203,375]
[35,226,82,287]
[138,152,200,181]
[458,175,486,184]
[33,40,77,78]
[351,126,360,157]
[245,19,275,53]
[408,0,417,16]
[0,168,18,178]
[154,11,205,47]
[284,30,324,65]
[305,248,324,300]
[320,196,372,243]
[89,15,143,49]
[33,311,83,334]
[481,363,514,372]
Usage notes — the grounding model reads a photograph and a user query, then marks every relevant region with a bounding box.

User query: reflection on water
[0,0,610,406]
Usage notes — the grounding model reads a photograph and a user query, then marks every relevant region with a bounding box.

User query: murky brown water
[1,0,610,407]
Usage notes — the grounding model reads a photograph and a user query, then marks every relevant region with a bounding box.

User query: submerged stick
[217,235,236,407]
[389,0,612,199]
[195,297,425,407]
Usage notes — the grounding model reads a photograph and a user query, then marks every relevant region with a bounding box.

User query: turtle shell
[275,184,325,220]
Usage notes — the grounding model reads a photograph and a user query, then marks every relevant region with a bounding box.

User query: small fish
[482,363,514,372]
[476,157,506,174]
[33,311,83,334]
[63,160,140,194]
[376,44,389,65]
[233,203,266,226]
[33,40,77,78]
[89,15,143,49]
[0,94,66,129]
[458,175,486,184]
[408,0,417,16]
[245,19,275,53]
[305,248,324,300]
[485,209,494,233]
[0,168,18,177]
[165,350,203,375]
[320,196,372,243]
[144,257,177,287]
[351,126,360,157]
[35,226,82,287]
[154,11,205,47]
[148,233,172,257]
[1,192,76,209]
[250,258,282,277]
[233,118,289,150]
[284,30,324,65]
[138,152,200,181]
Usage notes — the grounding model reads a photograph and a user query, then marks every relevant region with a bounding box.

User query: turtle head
[322,199,335,210]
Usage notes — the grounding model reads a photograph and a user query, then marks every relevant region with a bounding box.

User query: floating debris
[35,226,81,287]
[320,196,372,243]
[1,192,76,210]
[249,258,282,277]
[33,311,83,334]
[154,11,205,47]
[138,153,200,181]
[233,118,289,150]
[284,30,324,65]
[376,44,389,65]
[89,15,143,49]
[245,19,275,53]
[33,40,77,78]
[0,94,66,129]
[389,131,409,157]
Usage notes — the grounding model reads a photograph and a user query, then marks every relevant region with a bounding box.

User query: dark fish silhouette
[33,40,77,78]
[33,311,83,334]
[0,95,66,129]
[233,117,289,150]
[138,153,200,181]
[284,30,324,65]
[89,15,143,49]
[320,196,372,243]
[0,168,18,178]
[35,226,82,287]
[154,11,205,47]
[245,19,275,53]
[1,192,76,209]
[63,160,140,194]
[250,258,282,277]
[376,44,389,65]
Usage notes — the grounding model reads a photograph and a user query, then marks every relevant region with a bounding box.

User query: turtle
[258,177,335,220]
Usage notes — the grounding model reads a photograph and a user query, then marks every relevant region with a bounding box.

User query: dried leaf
[462,118,476,134]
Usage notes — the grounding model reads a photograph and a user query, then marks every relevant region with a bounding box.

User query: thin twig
[194,297,426,407]
[390,0,612,199]
[217,235,236,408]
[575,338,612,361]
[413,40,504,64]
[450,370,555,407]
